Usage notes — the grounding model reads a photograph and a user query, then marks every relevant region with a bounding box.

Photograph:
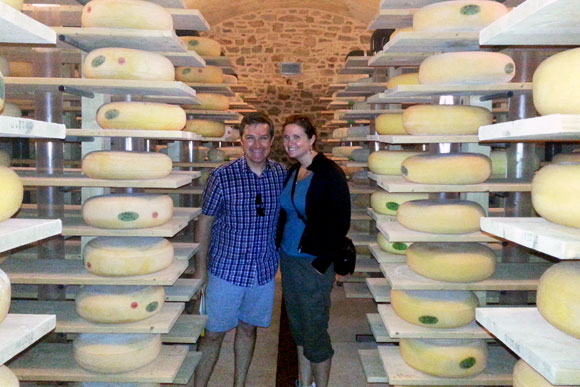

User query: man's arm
[194,213,215,288]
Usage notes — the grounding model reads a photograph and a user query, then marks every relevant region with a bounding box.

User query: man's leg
[233,320,257,387]
[194,329,227,387]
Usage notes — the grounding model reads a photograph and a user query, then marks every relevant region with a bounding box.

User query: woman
[277,115,351,387]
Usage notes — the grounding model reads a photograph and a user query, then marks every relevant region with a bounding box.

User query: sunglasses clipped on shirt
[255,193,265,217]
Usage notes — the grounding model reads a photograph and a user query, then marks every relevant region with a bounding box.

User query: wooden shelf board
[338,67,375,75]
[476,307,580,385]
[369,174,531,193]
[379,345,516,385]
[378,304,491,339]
[346,161,368,168]
[369,8,415,30]
[18,171,194,188]
[171,350,201,384]
[480,216,580,260]
[367,208,397,224]
[185,82,234,96]
[0,314,56,365]
[163,314,207,344]
[343,282,373,299]
[342,82,389,96]
[369,51,429,67]
[384,31,479,53]
[340,109,403,120]
[480,0,580,45]
[479,114,580,142]
[369,243,406,264]
[381,262,550,291]
[10,300,184,334]
[370,83,532,102]
[378,220,497,243]
[22,0,186,8]
[9,343,189,383]
[185,109,241,121]
[349,184,375,194]
[66,128,203,140]
[0,116,66,139]
[367,313,395,343]
[366,277,391,303]
[349,233,376,246]
[355,257,381,273]
[359,348,389,384]
[368,133,479,144]
[0,219,62,254]
[344,56,373,68]
[0,3,56,44]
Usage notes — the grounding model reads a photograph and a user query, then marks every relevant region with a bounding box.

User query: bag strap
[290,169,308,224]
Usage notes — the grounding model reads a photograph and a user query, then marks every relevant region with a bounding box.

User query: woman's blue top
[280,170,315,258]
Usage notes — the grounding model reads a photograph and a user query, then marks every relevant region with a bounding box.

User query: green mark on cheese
[118,212,139,222]
[393,242,407,251]
[460,4,480,15]
[188,40,199,47]
[146,301,159,312]
[0,78,4,100]
[346,120,356,125]
[401,166,408,176]
[182,68,192,75]
[505,63,515,74]
[105,109,119,120]
[460,357,476,369]
[348,101,355,107]
[418,315,439,325]
[91,55,106,67]
[386,202,399,211]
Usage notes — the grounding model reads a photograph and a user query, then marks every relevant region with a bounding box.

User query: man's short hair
[240,112,275,138]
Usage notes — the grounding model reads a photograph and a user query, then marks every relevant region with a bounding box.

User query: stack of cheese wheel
[0,166,23,222]
[97,102,186,131]
[368,150,423,175]
[413,0,508,32]
[371,191,428,216]
[186,93,230,111]
[513,359,574,387]
[84,48,174,81]
[82,151,173,180]
[386,73,419,89]
[402,105,492,135]
[397,199,485,234]
[401,153,492,184]
[0,366,18,386]
[377,233,411,256]
[81,0,173,30]
[180,36,222,57]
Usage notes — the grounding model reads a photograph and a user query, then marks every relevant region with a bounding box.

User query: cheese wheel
[0,57,9,77]
[332,146,363,158]
[217,146,243,160]
[180,37,221,57]
[371,191,428,216]
[406,242,496,282]
[76,285,165,324]
[223,74,238,84]
[82,0,173,30]
[175,65,224,84]
[0,150,10,167]
[391,289,479,328]
[513,359,571,387]
[401,153,492,184]
[377,233,411,255]
[1,103,22,118]
[208,148,226,162]
[0,70,4,112]
[84,237,174,277]
[368,150,422,175]
[375,113,407,135]
[82,194,173,229]
[532,163,580,228]
[403,105,492,135]
[490,150,507,178]
[82,151,172,180]
[0,167,23,222]
[391,26,413,40]
[73,333,161,374]
[186,93,229,111]
[413,0,508,32]
[84,48,174,81]
[400,338,488,378]
[332,127,348,138]
[419,51,516,84]
[346,126,370,137]
[0,269,10,324]
[387,73,419,89]
[552,153,580,163]
[97,102,186,131]
[0,366,18,386]
[0,0,23,10]
[8,62,33,77]
[184,119,226,137]
[533,47,580,115]
[397,199,485,234]
[537,262,580,339]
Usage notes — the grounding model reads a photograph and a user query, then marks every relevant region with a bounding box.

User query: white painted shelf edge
[0,117,66,139]
[0,218,62,254]
[0,314,56,365]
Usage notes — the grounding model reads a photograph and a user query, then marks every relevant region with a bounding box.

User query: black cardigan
[276,152,351,273]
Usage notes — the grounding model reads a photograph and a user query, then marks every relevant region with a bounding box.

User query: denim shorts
[205,272,275,333]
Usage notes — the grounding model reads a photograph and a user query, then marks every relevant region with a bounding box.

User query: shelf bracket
[58,34,91,53]
[58,86,94,99]
[479,91,514,102]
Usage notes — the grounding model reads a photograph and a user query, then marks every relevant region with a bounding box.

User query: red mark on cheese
[131,302,138,309]
[87,6,91,12]
[86,262,92,268]
[118,57,126,65]
[198,69,203,73]
[152,211,158,218]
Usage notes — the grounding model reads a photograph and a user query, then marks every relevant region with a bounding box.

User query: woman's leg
[312,356,332,387]
[297,345,313,386]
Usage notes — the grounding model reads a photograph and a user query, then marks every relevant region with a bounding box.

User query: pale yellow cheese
[83,48,174,81]
[82,0,173,30]
[400,338,488,378]
[419,51,516,84]
[8,62,33,77]
[552,153,580,163]
[332,127,348,138]
[1,102,22,118]
[532,163,580,228]
[401,153,492,184]
[184,119,226,137]
[73,333,161,374]
[0,57,9,77]
[332,146,363,158]
[0,0,23,10]
[0,365,18,386]
[391,289,479,328]
[377,233,411,255]
[403,105,492,135]
[391,26,413,40]
[375,113,407,135]
[490,150,507,178]
[406,242,496,282]
[180,37,222,57]
[0,269,10,324]
[387,73,419,89]
[208,148,226,162]
[397,199,485,234]
[175,65,224,84]
[0,150,10,167]
[223,74,238,84]
[368,150,422,175]
[82,151,172,180]
[97,102,186,131]
[82,194,173,229]
[371,190,428,216]
[533,47,580,115]
[0,167,23,222]
[413,0,508,32]
[186,93,229,111]
[84,237,174,277]
[513,359,571,387]
[217,146,243,160]
[537,262,580,339]
[76,285,165,324]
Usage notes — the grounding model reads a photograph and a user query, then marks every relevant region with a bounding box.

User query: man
[194,112,286,387]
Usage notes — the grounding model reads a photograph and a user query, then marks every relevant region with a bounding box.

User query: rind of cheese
[82,0,173,30]
[184,119,226,137]
[406,242,496,282]
[186,93,229,111]
[490,150,507,178]
[0,57,9,77]
[400,338,488,378]
[0,365,18,386]
[532,163,580,228]
[419,51,516,84]
[391,26,413,40]
[82,194,173,229]
[223,74,238,84]
[387,73,419,89]
[513,359,571,387]
[332,146,363,158]
[97,102,186,131]
[377,233,411,255]
[403,105,492,135]
[397,199,485,234]
[0,167,23,222]
[0,269,11,325]
[82,151,172,180]
[0,150,10,167]
[401,153,492,184]
[391,289,479,328]
[552,153,580,163]
[83,48,174,81]
[537,262,580,339]
[8,61,33,77]
[368,150,422,175]
[84,237,174,277]
[73,333,162,374]
[175,65,224,84]
[1,102,22,118]
[0,0,23,10]
[179,37,222,57]
[371,190,429,216]
[375,113,407,135]
[413,0,508,32]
